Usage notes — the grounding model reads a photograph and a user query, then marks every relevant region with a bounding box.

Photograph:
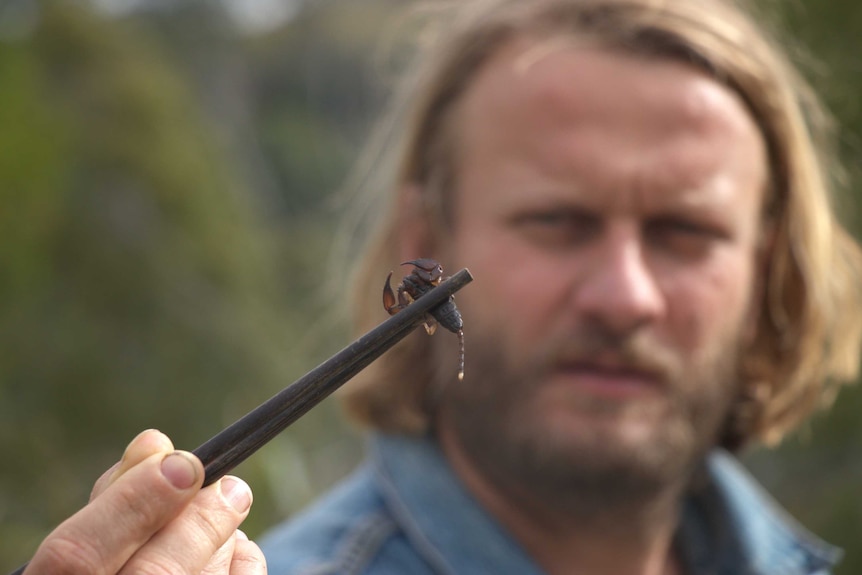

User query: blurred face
[431,41,768,504]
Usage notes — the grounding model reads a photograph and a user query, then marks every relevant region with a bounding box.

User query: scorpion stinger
[383,258,466,381]
[456,329,465,381]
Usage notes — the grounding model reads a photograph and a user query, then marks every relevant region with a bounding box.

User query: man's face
[431,41,768,504]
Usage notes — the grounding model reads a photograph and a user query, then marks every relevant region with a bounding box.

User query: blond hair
[336,0,862,448]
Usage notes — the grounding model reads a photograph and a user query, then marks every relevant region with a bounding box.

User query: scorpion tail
[457,329,465,381]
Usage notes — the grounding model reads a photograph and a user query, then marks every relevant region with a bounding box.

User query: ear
[397,183,436,263]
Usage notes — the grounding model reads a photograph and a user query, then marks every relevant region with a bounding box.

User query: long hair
[336,0,862,449]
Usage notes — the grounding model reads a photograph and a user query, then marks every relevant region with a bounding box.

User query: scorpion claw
[383,271,398,315]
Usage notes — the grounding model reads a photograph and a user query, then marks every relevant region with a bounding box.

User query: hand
[23,430,267,574]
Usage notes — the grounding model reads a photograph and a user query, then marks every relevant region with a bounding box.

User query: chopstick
[8,267,472,575]
[195,267,473,485]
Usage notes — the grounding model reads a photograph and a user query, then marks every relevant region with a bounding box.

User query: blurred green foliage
[0,0,859,573]
[0,0,368,567]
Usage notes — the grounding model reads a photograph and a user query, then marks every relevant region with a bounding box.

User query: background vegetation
[0,0,859,572]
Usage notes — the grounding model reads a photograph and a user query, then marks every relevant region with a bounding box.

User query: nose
[574,229,666,334]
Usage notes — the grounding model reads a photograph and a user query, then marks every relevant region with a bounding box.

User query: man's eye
[652,218,707,235]
[528,212,572,226]
[646,218,726,256]
[512,210,599,246]
[531,209,597,227]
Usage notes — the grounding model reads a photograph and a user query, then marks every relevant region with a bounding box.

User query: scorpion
[383,258,465,381]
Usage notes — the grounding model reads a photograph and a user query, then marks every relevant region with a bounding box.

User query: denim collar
[371,434,545,574]
[371,434,840,575]
[677,451,841,575]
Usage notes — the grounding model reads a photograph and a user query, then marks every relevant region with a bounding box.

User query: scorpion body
[384,258,465,380]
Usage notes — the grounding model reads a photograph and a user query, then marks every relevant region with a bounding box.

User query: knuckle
[108,477,173,529]
[123,554,179,575]
[234,551,267,570]
[190,483,248,545]
[37,533,106,575]
[112,488,154,524]
[195,503,236,545]
[232,539,267,573]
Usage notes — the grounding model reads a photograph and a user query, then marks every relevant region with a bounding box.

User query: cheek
[450,234,573,345]
[662,255,756,353]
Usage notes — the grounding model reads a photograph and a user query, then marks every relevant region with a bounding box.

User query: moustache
[539,327,681,383]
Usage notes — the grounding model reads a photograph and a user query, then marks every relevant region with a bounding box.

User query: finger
[230,531,267,575]
[118,475,253,575]
[201,531,267,575]
[91,429,174,501]
[90,461,121,502]
[26,450,203,575]
[201,532,237,575]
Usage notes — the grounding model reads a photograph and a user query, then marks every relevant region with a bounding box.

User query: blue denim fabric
[260,434,840,575]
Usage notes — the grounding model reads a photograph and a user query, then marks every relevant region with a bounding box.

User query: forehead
[459,34,753,127]
[451,37,766,202]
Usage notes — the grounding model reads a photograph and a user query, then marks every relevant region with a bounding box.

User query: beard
[430,315,742,519]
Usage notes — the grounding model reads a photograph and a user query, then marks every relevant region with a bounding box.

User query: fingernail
[236,529,249,541]
[134,428,159,441]
[126,429,170,457]
[160,452,198,490]
[121,430,150,461]
[221,476,252,513]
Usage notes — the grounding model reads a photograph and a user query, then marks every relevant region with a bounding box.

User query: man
[18,0,862,573]
[260,0,862,573]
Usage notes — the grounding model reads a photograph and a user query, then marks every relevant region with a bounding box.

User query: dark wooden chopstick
[9,268,472,575]
[194,267,473,485]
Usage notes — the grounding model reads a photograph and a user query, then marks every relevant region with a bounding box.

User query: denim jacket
[260,434,840,575]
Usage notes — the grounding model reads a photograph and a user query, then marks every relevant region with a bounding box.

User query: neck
[438,427,687,575]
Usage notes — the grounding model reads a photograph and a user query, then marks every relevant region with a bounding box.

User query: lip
[550,362,664,399]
